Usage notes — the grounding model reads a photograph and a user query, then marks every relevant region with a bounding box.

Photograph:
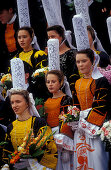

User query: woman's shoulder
[34,116,47,126]
[61,95,73,105]
[62,48,76,56]
[95,76,110,88]
[34,50,47,57]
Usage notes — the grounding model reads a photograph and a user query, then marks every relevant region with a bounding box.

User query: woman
[87,25,110,68]
[73,48,111,170]
[45,25,79,89]
[2,89,58,169]
[44,70,74,170]
[15,26,49,100]
[15,26,48,74]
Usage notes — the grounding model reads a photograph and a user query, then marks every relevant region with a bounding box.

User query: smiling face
[17,30,32,51]
[10,94,29,116]
[46,74,61,94]
[76,53,93,77]
[47,30,63,45]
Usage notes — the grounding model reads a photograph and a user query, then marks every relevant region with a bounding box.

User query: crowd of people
[0,0,111,170]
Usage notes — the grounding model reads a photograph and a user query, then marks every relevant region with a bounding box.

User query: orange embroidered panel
[5,23,17,52]
[44,97,63,127]
[60,123,74,139]
[86,109,107,126]
[75,78,96,110]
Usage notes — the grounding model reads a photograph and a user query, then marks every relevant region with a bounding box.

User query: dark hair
[45,70,64,84]
[46,25,71,47]
[87,25,97,49]
[47,25,65,40]
[0,0,16,13]
[76,48,95,64]
[17,26,34,39]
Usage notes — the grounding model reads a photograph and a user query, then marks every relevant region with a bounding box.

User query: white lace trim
[74,0,91,26]
[47,39,60,70]
[72,13,90,51]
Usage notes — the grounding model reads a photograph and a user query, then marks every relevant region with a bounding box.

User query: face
[47,30,63,45]
[0,9,13,24]
[17,30,32,51]
[88,31,93,48]
[76,53,93,76]
[46,74,61,94]
[10,94,29,115]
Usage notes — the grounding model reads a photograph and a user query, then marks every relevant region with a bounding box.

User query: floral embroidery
[76,135,95,170]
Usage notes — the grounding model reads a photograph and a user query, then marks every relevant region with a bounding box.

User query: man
[0,0,21,73]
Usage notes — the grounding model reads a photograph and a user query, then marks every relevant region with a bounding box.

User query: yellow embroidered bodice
[18,50,47,68]
[19,50,34,67]
[75,78,96,111]
[10,117,34,150]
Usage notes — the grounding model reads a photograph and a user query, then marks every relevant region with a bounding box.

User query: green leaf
[32,149,44,157]
[29,144,36,155]
[0,141,8,146]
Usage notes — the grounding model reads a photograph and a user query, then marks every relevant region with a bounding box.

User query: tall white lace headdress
[41,0,76,49]
[74,0,91,26]
[47,39,72,97]
[72,13,103,79]
[74,0,105,52]
[16,0,40,50]
[10,58,40,117]
[72,13,90,51]
[47,39,60,71]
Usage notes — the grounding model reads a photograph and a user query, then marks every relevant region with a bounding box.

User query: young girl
[2,89,58,169]
[73,48,111,170]
[16,26,48,74]
[44,70,74,170]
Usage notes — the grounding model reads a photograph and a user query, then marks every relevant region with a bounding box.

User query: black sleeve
[2,123,14,165]
[60,95,73,114]
[99,51,110,68]
[86,77,111,126]
[33,117,47,137]
[0,125,6,167]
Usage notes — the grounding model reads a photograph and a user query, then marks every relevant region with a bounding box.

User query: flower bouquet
[35,98,48,118]
[59,105,80,123]
[9,126,55,164]
[31,67,51,101]
[0,73,12,98]
[59,106,80,131]
[97,120,111,151]
[32,67,49,78]
[98,65,111,84]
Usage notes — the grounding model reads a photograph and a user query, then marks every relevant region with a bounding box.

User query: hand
[67,121,79,131]
[102,8,107,13]
[44,47,48,54]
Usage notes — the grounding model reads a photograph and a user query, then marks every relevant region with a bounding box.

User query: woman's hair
[87,25,97,49]
[45,70,64,84]
[9,89,30,106]
[17,26,34,39]
[47,25,65,40]
[76,48,95,64]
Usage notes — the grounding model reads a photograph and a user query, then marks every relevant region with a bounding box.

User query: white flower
[100,132,105,141]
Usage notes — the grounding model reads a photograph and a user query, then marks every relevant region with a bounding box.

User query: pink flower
[104,130,109,136]
[101,127,106,132]
[98,66,111,84]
